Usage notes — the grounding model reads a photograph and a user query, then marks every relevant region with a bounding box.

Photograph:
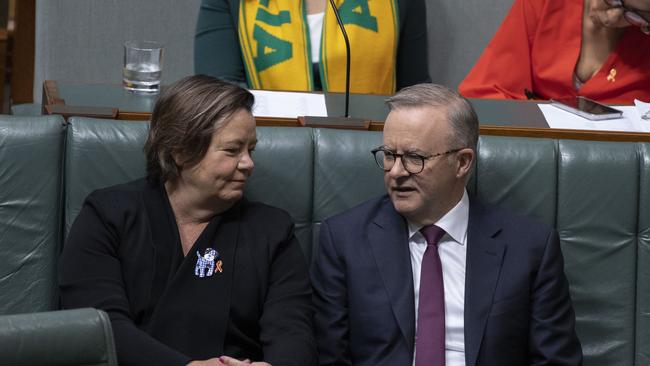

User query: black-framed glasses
[371,147,463,174]
[604,0,650,33]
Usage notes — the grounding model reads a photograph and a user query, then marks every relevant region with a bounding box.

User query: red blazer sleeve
[459,0,544,99]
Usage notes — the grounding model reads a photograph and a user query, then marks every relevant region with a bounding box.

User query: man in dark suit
[310,84,582,366]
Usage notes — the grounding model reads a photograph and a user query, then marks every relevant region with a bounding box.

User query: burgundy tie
[415,225,446,366]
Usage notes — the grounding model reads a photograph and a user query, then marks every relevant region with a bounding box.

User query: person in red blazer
[459,0,650,104]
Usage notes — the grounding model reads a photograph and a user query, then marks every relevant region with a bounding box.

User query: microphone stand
[300,0,369,130]
[329,0,352,118]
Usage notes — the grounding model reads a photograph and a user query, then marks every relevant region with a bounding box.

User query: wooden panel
[0,28,7,112]
[10,0,34,104]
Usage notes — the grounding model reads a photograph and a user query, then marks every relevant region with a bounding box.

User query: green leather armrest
[0,308,117,366]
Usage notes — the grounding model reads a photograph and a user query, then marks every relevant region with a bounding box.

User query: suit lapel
[368,197,416,353]
[464,202,506,366]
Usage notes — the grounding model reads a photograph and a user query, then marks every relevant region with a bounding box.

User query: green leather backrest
[64,117,149,238]
[312,129,385,220]
[0,115,65,314]
[312,133,558,225]
[637,143,650,366]
[244,127,314,259]
[312,128,384,253]
[311,133,558,233]
[558,140,638,366]
[475,136,557,226]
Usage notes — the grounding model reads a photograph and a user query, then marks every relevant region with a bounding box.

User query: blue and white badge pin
[194,247,223,278]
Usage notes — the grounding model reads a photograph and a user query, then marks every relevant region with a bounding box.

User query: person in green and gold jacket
[194,0,430,95]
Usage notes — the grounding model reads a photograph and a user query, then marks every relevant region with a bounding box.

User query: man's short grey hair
[386,83,479,152]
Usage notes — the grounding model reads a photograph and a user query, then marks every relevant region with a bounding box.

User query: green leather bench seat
[0,115,117,364]
[1,115,649,366]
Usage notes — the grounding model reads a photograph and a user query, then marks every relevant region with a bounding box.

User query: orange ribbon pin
[606,68,617,82]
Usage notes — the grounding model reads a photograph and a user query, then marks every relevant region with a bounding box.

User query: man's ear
[456,148,475,179]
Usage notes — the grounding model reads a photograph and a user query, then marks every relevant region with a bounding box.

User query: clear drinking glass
[123,40,164,93]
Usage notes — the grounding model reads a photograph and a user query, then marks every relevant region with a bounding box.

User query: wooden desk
[42,80,650,142]
[41,80,389,124]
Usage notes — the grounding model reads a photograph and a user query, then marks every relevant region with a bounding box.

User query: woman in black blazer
[59,75,317,366]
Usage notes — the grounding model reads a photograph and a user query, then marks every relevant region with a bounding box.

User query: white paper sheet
[538,104,650,133]
[635,99,650,120]
[250,90,328,118]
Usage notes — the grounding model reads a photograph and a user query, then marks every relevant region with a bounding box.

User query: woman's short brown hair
[144,75,254,183]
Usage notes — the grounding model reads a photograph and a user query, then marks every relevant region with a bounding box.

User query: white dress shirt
[409,190,469,366]
[307,12,324,63]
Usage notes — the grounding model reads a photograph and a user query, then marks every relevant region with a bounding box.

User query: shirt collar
[407,189,469,245]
